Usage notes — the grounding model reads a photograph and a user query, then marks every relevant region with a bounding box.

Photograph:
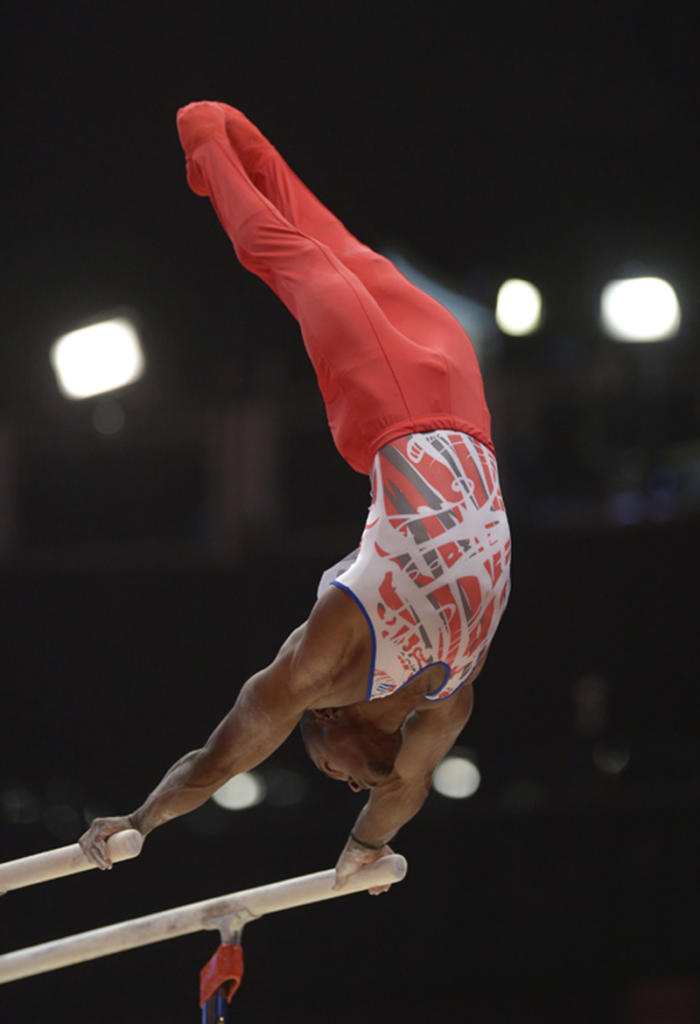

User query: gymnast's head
[300,708,401,792]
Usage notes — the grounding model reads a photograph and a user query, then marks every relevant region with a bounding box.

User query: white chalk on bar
[0,854,407,984]
[0,830,143,894]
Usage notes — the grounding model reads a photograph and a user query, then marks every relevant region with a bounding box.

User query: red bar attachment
[199,943,244,1008]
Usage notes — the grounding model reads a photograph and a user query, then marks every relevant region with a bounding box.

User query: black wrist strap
[350,831,385,851]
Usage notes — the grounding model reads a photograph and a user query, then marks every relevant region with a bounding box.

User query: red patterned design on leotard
[328,430,511,700]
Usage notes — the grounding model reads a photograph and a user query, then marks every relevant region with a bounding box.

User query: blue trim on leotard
[330,580,454,701]
[424,665,468,700]
[411,659,452,697]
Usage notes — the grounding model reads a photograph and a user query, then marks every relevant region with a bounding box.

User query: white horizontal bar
[0,830,143,894]
[0,854,407,984]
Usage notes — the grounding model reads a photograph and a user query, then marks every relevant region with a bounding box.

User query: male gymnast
[80,102,511,892]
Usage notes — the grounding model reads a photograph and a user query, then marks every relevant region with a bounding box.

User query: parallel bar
[0,831,143,894]
[0,854,407,984]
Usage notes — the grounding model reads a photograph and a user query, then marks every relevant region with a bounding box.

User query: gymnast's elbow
[190,743,237,789]
[171,744,235,793]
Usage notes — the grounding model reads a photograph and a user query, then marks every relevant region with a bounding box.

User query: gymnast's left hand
[333,834,395,895]
[79,815,138,871]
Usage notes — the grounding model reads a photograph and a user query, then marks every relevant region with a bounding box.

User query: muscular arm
[351,683,475,849]
[79,630,310,867]
[80,591,366,867]
[130,638,307,836]
[333,683,475,890]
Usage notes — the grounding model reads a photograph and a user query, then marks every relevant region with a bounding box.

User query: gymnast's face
[301,710,401,792]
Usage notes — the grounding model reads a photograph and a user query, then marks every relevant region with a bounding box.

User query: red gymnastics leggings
[177,102,494,476]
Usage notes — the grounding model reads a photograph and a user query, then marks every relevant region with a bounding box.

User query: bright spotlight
[600,277,681,342]
[432,755,481,799]
[212,772,266,811]
[495,278,543,336]
[50,317,145,399]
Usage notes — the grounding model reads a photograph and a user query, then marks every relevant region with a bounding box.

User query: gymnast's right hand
[79,815,138,870]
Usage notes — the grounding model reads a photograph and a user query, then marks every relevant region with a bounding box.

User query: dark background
[2,2,699,1021]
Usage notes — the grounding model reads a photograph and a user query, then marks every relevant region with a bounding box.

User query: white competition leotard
[317,430,511,701]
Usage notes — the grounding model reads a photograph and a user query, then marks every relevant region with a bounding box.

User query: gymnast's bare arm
[80,589,367,869]
[334,682,475,888]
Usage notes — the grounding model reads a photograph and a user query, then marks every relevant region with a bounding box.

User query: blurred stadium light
[432,751,481,799]
[212,771,266,810]
[593,742,631,775]
[92,398,126,436]
[600,276,681,342]
[50,316,145,399]
[495,278,544,336]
